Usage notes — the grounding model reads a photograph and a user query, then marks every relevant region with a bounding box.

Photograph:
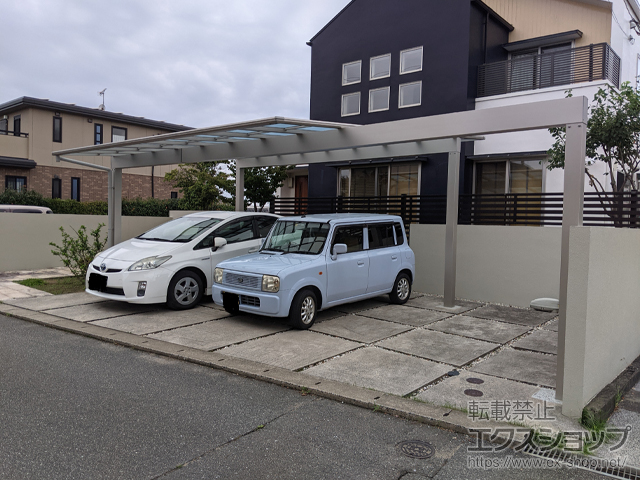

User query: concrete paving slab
[4,292,106,311]
[310,314,411,343]
[305,346,450,396]
[470,348,557,388]
[378,329,499,367]
[405,295,483,314]
[359,304,453,327]
[512,329,558,355]
[427,315,531,344]
[541,318,559,332]
[314,308,348,323]
[0,267,72,282]
[466,304,556,326]
[334,298,389,314]
[147,316,289,351]
[92,307,230,335]
[0,282,52,300]
[221,330,361,370]
[43,301,160,322]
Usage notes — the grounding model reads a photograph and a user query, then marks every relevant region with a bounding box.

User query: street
[0,313,607,479]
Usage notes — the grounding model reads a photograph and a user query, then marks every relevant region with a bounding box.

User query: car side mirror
[211,237,227,252]
[331,243,347,261]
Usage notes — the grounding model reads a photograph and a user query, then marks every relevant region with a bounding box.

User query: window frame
[0,118,7,135]
[368,86,390,113]
[111,126,128,143]
[342,60,362,86]
[400,46,423,75]
[399,81,422,108]
[53,116,62,143]
[331,224,365,253]
[366,223,396,250]
[341,92,361,117]
[370,53,391,80]
[5,175,27,191]
[211,218,256,245]
[94,123,103,145]
[52,178,62,199]
[472,158,547,194]
[13,115,21,137]
[71,177,81,201]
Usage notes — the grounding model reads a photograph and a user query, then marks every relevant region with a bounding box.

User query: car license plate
[88,273,108,292]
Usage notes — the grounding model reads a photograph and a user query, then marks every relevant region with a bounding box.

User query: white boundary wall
[0,214,169,272]
[410,224,562,307]
[562,227,640,417]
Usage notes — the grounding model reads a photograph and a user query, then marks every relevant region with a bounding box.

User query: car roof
[275,213,402,224]
[182,211,278,220]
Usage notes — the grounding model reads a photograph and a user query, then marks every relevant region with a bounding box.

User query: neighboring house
[293,0,640,202]
[0,97,192,201]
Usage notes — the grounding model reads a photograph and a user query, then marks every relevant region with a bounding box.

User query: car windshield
[137,217,222,243]
[262,221,330,255]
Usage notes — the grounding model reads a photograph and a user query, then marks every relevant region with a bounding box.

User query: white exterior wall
[0,214,169,272]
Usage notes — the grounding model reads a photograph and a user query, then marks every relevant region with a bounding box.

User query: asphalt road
[0,313,608,480]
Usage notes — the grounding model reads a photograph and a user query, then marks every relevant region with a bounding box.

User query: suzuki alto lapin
[212,213,415,329]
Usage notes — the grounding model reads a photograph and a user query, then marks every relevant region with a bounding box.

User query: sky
[1,0,352,128]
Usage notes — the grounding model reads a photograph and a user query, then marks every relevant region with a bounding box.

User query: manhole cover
[447,370,459,376]
[466,377,485,385]
[464,389,484,397]
[396,440,435,459]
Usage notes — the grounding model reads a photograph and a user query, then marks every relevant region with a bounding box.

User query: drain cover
[447,370,460,376]
[396,440,435,459]
[466,377,485,385]
[464,389,484,397]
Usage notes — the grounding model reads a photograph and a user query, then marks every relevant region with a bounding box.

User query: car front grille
[224,272,261,290]
[92,264,122,273]
[240,295,260,307]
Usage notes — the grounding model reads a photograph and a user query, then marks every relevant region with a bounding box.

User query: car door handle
[391,255,398,260]
[357,260,365,266]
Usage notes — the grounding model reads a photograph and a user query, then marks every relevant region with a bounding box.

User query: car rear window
[394,223,405,245]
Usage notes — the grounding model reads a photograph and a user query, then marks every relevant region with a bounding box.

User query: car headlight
[214,268,224,284]
[128,256,171,271]
[262,275,280,292]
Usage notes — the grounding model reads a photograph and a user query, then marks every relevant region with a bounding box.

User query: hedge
[0,189,234,217]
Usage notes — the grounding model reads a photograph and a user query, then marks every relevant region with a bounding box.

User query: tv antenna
[98,88,107,110]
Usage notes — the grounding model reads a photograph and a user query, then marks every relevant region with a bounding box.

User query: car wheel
[167,270,203,310]
[222,292,240,315]
[389,272,411,305]
[289,289,317,330]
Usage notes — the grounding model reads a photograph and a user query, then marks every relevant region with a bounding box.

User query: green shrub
[0,189,234,216]
[50,224,107,277]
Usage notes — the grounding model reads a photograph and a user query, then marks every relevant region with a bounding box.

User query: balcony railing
[477,43,620,98]
[272,192,640,229]
[0,129,29,138]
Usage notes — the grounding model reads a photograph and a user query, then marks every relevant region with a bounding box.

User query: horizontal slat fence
[272,192,640,229]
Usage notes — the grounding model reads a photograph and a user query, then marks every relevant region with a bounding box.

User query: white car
[86,211,278,309]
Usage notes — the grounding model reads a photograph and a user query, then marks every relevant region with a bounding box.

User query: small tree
[228,161,291,211]
[164,162,233,210]
[50,224,107,277]
[548,83,640,223]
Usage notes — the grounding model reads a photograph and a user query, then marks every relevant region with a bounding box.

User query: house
[0,97,192,201]
[290,0,638,204]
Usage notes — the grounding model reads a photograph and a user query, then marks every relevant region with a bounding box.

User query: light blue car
[212,213,415,329]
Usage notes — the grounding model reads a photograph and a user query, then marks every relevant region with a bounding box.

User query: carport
[53,97,589,413]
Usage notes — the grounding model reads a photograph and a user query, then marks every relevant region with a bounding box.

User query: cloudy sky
[2,0,352,128]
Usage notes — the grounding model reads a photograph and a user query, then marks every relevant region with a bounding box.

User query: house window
[6,175,27,191]
[369,87,390,112]
[342,60,362,85]
[341,92,361,117]
[95,123,103,145]
[338,163,419,197]
[0,118,7,135]
[52,178,62,199]
[13,115,21,136]
[400,46,423,74]
[389,164,419,196]
[71,177,80,201]
[370,54,391,80]
[474,160,543,194]
[399,81,422,108]
[53,116,62,143]
[112,126,127,142]
[170,192,178,199]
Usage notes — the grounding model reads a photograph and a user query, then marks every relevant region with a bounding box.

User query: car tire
[222,292,240,315]
[389,272,411,305]
[167,270,203,310]
[289,289,317,330]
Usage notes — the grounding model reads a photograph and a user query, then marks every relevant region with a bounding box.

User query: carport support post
[236,166,245,211]
[107,167,123,248]
[556,122,586,402]
[444,138,462,308]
